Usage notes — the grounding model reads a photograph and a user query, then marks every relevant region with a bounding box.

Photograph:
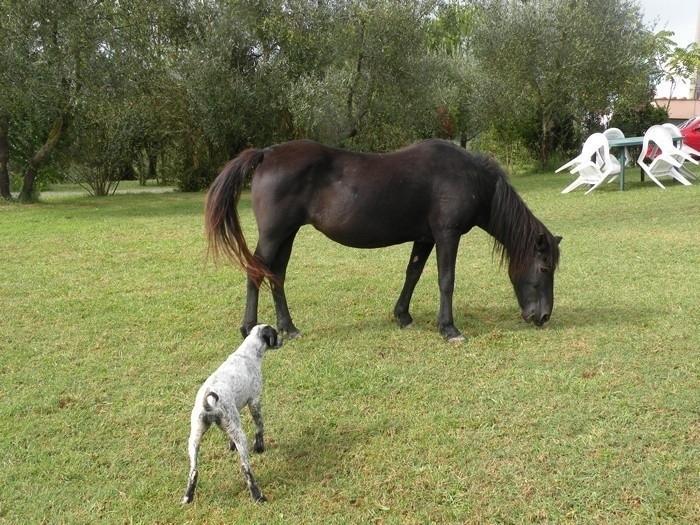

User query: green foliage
[283,1,450,151]
[471,0,662,165]
[0,0,691,194]
[609,102,669,137]
[470,127,535,174]
[178,163,218,193]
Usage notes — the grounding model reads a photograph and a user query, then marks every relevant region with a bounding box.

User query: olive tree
[471,0,662,166]
[0,0,97,202]
[286,0,453,151]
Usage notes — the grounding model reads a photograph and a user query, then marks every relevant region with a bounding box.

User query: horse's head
[509,233,562,327]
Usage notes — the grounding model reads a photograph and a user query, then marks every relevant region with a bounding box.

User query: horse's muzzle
[522,311,550,327]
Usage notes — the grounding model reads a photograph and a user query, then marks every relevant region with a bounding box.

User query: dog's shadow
[264,416,386,500]
[197,416,382,505]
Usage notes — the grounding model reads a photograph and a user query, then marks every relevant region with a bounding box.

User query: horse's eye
[540,267,550,274]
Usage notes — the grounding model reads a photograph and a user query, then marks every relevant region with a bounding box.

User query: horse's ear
[555,235,563,245]
[535,233,548,252]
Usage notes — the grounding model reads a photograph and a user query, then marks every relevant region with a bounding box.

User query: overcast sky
[638,0,700,97]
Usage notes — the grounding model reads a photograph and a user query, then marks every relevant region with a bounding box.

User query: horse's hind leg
[241,272,263,338]
[241,231,300,338]
[269,231,300,338]
[394,241,434,328]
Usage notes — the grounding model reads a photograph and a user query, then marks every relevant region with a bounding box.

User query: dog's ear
[260,325,278,348]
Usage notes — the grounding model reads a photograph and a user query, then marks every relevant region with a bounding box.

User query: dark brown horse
[205,139,561,341]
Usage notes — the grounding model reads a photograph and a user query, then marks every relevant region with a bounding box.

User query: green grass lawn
[1,171,699,524]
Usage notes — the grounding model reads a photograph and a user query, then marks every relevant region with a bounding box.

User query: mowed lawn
[1,171,698,524]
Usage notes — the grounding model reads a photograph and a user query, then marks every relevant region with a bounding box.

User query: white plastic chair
[603,127,632,169]
[601,128,629,184]
[557,133,621,194]
[662,123,698,180]
[556,133,604,174]
[637,125,696,188]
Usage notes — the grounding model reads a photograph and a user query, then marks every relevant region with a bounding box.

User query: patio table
[607,136,682,190]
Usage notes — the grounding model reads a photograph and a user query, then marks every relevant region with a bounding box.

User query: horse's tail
[205,148,274,283]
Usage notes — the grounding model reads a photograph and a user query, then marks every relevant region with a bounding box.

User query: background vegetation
[2,173,698,523]
[3,0,700,202]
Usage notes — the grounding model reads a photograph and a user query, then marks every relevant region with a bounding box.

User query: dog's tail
[202,391,220,412]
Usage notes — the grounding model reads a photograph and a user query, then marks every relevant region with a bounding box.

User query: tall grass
[1,172,698,523]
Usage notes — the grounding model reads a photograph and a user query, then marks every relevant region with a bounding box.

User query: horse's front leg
[435,232,464,342]
[394,241,434,328]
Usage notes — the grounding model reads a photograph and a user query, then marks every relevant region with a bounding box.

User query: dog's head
[252,324,282,350]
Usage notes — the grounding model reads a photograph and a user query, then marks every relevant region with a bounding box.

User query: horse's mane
[479,155,560,275]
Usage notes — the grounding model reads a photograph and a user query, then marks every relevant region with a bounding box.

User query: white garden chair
[601,127,630,185]
[603,127,632,169]
[557,133,621,194]
[661,123,698,180]
[637,125,695,189]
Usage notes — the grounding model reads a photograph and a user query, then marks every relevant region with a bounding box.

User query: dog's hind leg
[182,416,209,504]
[248,397,265,453]
[220,407,266,502]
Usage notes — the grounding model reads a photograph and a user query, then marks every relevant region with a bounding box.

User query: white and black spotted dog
[182,324,281,504]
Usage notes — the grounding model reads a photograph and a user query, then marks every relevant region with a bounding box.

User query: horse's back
[250,139,496,248]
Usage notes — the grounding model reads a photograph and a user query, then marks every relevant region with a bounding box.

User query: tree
[0,113,9,200]
[427,2,485,147]
[1,0,681,197]
[609,102,668,136]
[0,1,100,202]
[285,0,450,151]
[471,0,662,167]
[663,42,700,103]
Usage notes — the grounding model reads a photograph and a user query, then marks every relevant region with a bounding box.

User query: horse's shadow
[311,300,658,341]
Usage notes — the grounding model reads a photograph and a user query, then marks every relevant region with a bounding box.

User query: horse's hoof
[395,312,413,328]
[439,324,463,341]
[282,329,301,340]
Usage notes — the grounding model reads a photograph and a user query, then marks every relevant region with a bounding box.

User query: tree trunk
[147,151,157,184]
[539,114,550,170]
[0,114,10,200]
[341,21,369,143]
[19,165,39,203]
[18,115,64,203]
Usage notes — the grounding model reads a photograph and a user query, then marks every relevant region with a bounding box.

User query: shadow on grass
[551,303,657,329]
[89,193,206,219]
[315,301,660,339]
[29,192,208,219]
[196,417,385,505]
[269,417,388,501]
